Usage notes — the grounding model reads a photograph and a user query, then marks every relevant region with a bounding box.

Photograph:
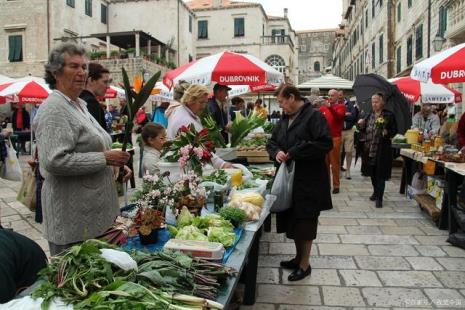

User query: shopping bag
[17,169,36,211]
[0,139,22,181]
[270,161,295,212]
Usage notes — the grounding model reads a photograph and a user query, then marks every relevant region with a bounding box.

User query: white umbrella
[297,74,354,90]
[389,77,462,104]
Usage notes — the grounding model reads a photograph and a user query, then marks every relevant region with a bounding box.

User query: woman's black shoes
[369,193,377,201]
[280,259,299,270]
[376,200,383,208]
[288,265,312,281]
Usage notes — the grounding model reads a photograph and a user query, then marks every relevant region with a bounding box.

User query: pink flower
[180,145,192,157]
[193,147,204,160]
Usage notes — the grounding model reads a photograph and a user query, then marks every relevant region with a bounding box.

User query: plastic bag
[100,248,138,271]
[411,172,426,190]
[17,168,36,211]
[1,139,22,181]
[270,161,295,212]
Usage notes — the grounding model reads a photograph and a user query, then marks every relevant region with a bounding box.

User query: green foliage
[229,112,266,147]
[219,207,247,228]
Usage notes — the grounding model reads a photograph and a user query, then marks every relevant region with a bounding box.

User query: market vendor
[34,42,132,256]
[207,84,231,143]
[166,84,233,169]
[0,229,47,303]
[411,103,440,139]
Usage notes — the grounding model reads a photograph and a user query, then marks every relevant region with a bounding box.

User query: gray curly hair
[44,43,87,89]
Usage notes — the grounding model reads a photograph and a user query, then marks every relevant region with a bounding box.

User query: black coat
[79,90,107,131]
[359,109,397,180]
[267,101,333,219]
[207,97,228,142]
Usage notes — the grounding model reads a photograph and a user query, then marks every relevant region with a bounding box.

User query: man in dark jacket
[339,90,358,179]
[207,84,231,143]
[79,63,111,131]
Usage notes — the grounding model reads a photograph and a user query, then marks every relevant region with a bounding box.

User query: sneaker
[332,188,340,194]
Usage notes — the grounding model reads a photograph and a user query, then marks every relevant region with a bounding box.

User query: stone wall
[97,57,168,85]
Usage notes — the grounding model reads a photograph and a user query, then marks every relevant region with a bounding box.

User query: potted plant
[129,207,164,244]
[126,48,135,58]
[89,51,100,60]
[97,51,107,60]
[110,50,120,59]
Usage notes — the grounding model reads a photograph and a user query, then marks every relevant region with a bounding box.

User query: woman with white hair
[167,84,232,169]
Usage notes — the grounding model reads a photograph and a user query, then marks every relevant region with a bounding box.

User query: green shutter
[8,35,22,62]
[234,18,244,37]
[8,36,15,62]
[14,36,22,61]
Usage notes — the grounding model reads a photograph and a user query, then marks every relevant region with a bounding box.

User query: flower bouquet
[161,124,215,176]
[374,116,386,130]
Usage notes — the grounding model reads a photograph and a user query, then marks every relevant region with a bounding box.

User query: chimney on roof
[212,0,222,8]
[284,8,288,18]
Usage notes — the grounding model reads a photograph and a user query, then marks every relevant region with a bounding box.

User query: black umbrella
[353,73,411,135]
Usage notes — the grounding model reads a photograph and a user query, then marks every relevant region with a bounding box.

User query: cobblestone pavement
[2,153,465,309]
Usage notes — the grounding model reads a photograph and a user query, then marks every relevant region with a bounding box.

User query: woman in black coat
[267,84,333,281]
[358,93,397,208]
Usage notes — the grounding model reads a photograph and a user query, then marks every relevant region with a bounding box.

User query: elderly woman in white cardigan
[167,84,232,169]
[33,43,132,256]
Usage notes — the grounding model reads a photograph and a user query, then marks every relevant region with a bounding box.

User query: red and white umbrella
[390,77,462,104]
[163,51,284,89]
[411,42,465,84]
[105,85,125,99]
[0,77,51,104]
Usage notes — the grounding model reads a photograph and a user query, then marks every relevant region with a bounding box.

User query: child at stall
[141,123,166,175]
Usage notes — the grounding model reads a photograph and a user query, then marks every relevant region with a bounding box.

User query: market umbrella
[0,77,51,154]
[411,42,465,84]
[297,74,354,90]
[389,77,462,104]
[163,51,284,89]
[353,73,411,134]
[0,79,51,104]
[105,85,125,99]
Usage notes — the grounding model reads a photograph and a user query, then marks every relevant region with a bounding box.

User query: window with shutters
[397,3,401,22]
[408,0,412,8]
[66,0,75,8]
[189,15,192,33]
[234,18,245,37]
[372,0,375,18]
[198,20,208,39]
[372,42,376,69]
[365,9,368,28]
[8,35,23,62]
[407,35,413,66]
[85,0,92,17]
[415,24,423,60]
[396,46,402,73]
[438,6,447,37]
[101,4,107,24]
[379,34,383,64]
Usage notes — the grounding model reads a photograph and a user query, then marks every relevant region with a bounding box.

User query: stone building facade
[0,0,193,79]
[333,0,465,81]
[186,0,299,84]
[297,29,337,83]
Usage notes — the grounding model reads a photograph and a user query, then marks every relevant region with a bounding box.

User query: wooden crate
[414,194,441,221]
[236,150,272,163]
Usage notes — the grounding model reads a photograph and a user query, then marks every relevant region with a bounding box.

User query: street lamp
[433,32,446,52]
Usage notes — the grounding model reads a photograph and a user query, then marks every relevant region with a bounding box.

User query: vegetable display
[32,239,234,309]
[229,112,266,147]
[202,169,228,185]
[218,207,247,228]
[170,208,236,247]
